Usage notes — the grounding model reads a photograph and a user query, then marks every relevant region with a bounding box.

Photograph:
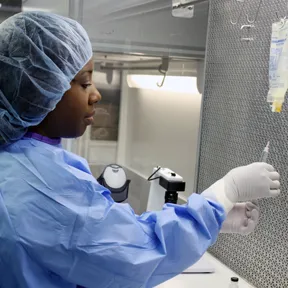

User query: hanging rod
[100,57,170,72]
[173,0,208,9]
[100,64,161,71]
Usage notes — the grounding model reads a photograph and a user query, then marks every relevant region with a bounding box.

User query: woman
[0,12,280,288]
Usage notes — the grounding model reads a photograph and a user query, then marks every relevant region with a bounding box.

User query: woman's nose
[89,87,101,105]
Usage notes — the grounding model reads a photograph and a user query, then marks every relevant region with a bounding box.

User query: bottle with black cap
[229,277,239,287]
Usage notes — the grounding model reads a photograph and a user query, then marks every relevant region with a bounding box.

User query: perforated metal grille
[198,1,288,287]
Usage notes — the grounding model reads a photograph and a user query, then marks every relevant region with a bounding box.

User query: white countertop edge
[157,252,255,288]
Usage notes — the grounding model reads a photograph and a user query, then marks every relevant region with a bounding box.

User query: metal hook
[246,0,263,23]
[240,24,255,41]
[241,24,255,29]
[157,71,167,87]
[230,0,246,25]
[157,57,170,87]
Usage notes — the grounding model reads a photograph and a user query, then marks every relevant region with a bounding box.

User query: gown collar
[24,132,61,146]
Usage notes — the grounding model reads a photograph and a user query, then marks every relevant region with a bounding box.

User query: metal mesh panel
[198,1,288,287]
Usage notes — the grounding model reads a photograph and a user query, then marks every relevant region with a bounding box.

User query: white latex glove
[202,163,280,213]
[220,202,259,235]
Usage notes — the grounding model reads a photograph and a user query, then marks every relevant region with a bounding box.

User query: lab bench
[157,253,255,288]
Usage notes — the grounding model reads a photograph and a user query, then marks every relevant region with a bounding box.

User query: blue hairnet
[0,11,93,146]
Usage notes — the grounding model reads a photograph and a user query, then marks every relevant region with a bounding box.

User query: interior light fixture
[127,75,199,94]
[22,7,52,12]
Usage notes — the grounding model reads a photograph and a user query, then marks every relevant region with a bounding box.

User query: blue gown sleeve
[9,147,226,288]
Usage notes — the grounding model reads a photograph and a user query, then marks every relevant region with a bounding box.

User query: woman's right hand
[202,163,280,213]
[223,163,280,203]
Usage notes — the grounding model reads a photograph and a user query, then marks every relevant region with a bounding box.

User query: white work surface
[157,253,255,288]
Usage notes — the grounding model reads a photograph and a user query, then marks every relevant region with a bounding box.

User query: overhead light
[127,75,199,94]
[22,7,52,12]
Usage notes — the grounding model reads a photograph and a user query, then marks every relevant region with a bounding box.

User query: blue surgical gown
[0,137,225,288]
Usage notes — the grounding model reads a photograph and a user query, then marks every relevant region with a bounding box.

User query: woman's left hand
[220,202,259,235]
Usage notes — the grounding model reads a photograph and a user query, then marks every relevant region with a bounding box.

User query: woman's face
[33,59,101,138]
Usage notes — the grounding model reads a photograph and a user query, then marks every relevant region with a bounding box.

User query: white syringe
[260,141,270,163]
